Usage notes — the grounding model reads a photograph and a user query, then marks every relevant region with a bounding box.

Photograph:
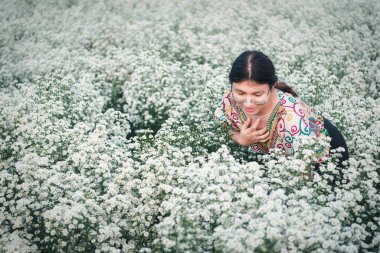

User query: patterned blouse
[214,88,331,163]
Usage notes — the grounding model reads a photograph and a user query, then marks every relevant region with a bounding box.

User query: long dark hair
[229,50,298,97]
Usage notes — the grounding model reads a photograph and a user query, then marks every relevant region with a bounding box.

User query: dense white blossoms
[1,0,379,252]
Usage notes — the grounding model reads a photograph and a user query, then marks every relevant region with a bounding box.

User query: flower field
[0,0,379,252]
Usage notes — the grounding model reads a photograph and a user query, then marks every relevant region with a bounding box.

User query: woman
[214,50,349,180]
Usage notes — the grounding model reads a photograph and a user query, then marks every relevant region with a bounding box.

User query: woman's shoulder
[277,88,303,106]
[215,88,232,103]
[277,89,326,135]
[277,89,322,116]
[214,88,243,130]
[223,88,231,95]
[219,88,234,107]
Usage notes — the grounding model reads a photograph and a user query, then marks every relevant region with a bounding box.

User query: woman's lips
[244,107,256,112]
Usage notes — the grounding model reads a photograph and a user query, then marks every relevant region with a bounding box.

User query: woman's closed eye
[238,93,263,97]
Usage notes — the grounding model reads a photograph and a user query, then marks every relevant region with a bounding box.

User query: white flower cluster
[0,0,379,252]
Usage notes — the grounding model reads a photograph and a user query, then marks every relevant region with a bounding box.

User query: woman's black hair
[229,50,298,97]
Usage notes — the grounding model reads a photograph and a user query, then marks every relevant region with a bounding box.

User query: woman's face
[231,80,272,116]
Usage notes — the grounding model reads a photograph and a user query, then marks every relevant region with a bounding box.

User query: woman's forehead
[232,80,268,91]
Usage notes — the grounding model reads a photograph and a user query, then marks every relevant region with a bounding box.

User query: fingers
[248,128,270,142]
[256,127,268,135]
[241,118,271,144]
[257,131,270,142]
[242,117,251,129]
[251,118,260,131]
[249,129,269,138]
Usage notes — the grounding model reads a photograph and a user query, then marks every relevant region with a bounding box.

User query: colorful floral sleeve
[213,89,241,131]
[214,105,230,130]
[279,94,330,162]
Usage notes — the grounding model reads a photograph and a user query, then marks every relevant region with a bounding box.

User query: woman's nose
[243,98,254,105]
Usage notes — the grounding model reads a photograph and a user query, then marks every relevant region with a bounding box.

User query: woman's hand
[229,117,269,146]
